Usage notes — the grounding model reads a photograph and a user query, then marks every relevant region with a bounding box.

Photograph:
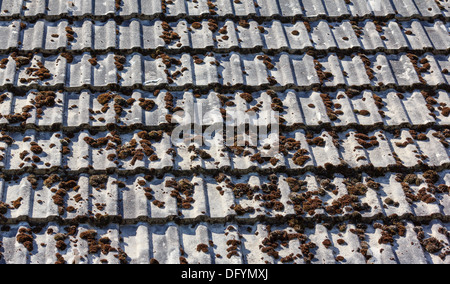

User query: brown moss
[359,109,370,116]
[52,189,66,206]
[191,22,202,29]
[25,61,51,81]
[115,0,122,11]
[159,25,181,44]
[4,113,30,124]
[84,136,110,148]
[267,76,277,85]
[238,20,250,28]
[97,92,113,105]
[55,253,66,264]
[30,143,43,154]
[257,55,275,70]
[11,197,23,209]
[88,57,98,66]
[347,182,368,196]
[0,202,9,215]
[166,179,196,210]
[180,256,188,264]
[150,258,160,264]
[80,230,101,254]
[16,228,34,252]
[55,240,67,251]
[196,243,209,253]
[232,204,254,215]
[441,107,450,117]
[421,237,444,253]
[61,52,74,64]
[218,26,228,34]
[65,26,75,42]
[33,91,57,108]
[114,55,126,71]
[12,53,31,68]
[0,58,9,69]
[89,175,109,188]
[423,170,439,184]
[139,98,156,111]
[322,239,332,248]
[293,149,310,166]
[239,92,253,103]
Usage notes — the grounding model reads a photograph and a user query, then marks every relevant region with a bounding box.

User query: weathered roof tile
[0,0,449,265]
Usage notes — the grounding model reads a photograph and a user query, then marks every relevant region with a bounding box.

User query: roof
[0,0,449,264]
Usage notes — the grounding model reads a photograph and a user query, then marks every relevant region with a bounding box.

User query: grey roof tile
[310,20,336,50]
[402,20,435,51]
[425,21,450,51]
[346,0,372,17]
[439,0,450,18]
[0,0,449,266]
[391,0,421,18]
[0,19,448,53]
[0,0,447,19]
[301,0,327,18]
[0,125,448,173]
[232,0,257,17]
[0,170,449,222]
[322,0,351,18]
[413,0,443,17]
[1,50,449,90]
[1,220,449,264]
[400,90,437,125]
[278,0,305,17]
[0,89,449,130]
[382,21,410,50]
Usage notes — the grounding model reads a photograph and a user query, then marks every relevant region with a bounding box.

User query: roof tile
[0,0,449,265]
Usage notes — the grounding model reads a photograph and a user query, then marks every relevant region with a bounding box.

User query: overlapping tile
[0,0,449,265]
[0,19,449,53]
[0,52,449,90]
[0,89,449,131]
[0,220,448,264]
[0,125,447,173]
[0,169,449,221]
[0,0,447,20]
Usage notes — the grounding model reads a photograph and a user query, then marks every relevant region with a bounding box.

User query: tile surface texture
[0,0,449,264]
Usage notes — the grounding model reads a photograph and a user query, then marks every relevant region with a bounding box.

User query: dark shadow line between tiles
[1,211,449,228]
[1,45,450,58]
[0,11,449,24]
[0,160,450,180]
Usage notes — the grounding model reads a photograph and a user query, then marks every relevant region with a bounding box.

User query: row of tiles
[0,19,449,53]
[0,220,448,264]
[0,52,450,89]
[0,89,449,129]
[0,0,448,20]
[1,170,450,220]
[0,127,448,172]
